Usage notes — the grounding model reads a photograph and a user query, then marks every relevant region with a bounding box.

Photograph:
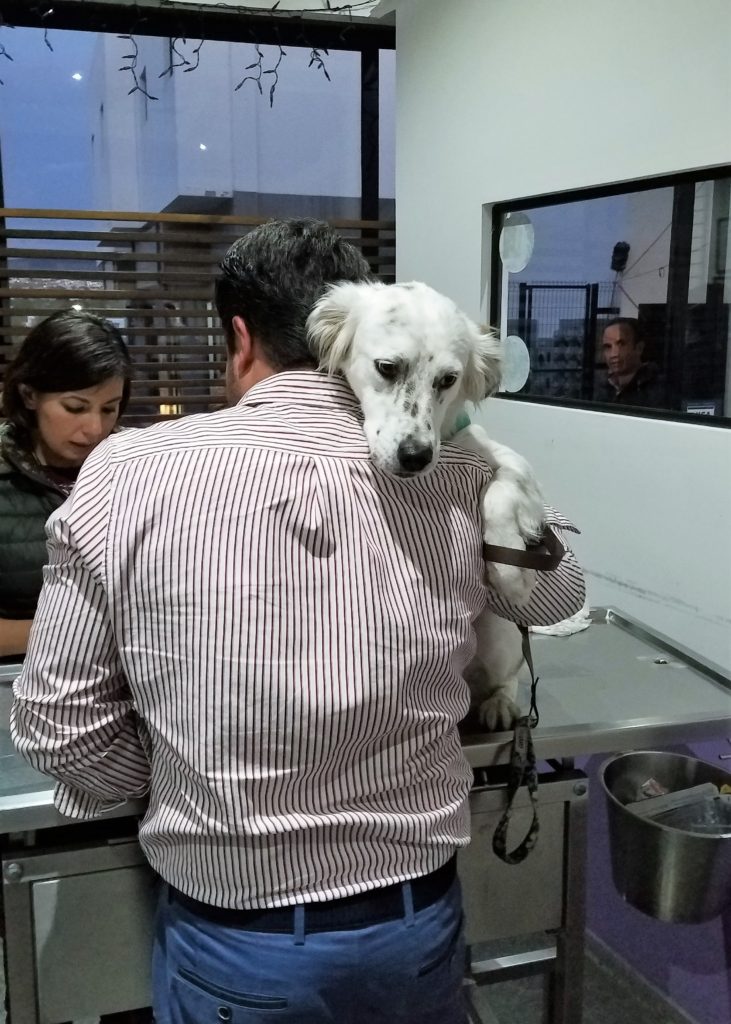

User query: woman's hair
[1,309,133,449]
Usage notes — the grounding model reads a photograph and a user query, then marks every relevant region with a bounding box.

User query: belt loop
[401,881,415,928]
[293,905,306,945]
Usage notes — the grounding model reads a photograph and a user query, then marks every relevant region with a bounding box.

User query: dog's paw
[476,691,522,732]
[480,473,541,604]
[485,467,544,544]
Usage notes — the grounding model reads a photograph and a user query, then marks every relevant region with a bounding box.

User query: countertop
[2,608,729,832]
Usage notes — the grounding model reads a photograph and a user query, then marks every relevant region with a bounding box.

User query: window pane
[495,173,731,422]
[0,28,368,215]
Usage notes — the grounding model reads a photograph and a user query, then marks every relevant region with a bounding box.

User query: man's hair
[214,218,373,370]
[603,317,642,346]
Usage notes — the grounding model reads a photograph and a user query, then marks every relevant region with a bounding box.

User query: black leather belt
[169,855,457,933]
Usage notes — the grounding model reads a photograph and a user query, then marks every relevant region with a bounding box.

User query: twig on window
[235,42,265,95]
[119,33,158,100]
[184,39,205,73]
[308,46,331,81]
[263,44,286,106]
[159,37,191,78]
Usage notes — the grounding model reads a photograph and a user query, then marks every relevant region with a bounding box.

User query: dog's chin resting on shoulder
[307,279,546,733]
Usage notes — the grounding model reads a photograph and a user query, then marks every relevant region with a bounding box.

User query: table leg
[546,782,588,1024]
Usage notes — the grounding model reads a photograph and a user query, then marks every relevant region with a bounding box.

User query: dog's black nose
[397,440,434,473]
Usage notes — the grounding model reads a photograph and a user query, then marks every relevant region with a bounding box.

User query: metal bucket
[601,750,731,923]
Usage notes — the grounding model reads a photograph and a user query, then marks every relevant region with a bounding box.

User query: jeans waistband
[169,855,457,933]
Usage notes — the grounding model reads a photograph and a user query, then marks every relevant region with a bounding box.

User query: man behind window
[12,219,585,1024]
[599,316,665,407]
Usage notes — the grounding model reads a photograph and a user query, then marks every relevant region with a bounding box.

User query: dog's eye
[374,360,400,381]
[436,372,458,390]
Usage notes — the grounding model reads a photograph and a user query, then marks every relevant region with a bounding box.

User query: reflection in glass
[500,335,531,393]
[494,172,731,421]
[499,212,535,274]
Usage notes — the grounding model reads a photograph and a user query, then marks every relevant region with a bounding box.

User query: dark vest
[0,430,69,618]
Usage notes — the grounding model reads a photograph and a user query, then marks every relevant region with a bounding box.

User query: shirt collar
[239,369,361,414]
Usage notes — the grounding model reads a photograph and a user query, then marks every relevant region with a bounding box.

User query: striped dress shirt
[12,371,584,909]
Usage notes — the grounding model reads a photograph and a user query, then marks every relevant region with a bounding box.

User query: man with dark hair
[13,218,584,1024]
[215,218,374,370]
[599,316,665,407]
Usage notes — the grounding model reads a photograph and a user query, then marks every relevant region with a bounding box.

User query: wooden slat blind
[0,208,396,425]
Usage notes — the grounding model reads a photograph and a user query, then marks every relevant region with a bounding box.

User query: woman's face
[21,376,126,467]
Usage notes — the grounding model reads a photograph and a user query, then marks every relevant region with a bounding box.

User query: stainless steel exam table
[2,608,729,1024]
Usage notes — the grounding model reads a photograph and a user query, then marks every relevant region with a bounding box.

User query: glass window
[492,170,731,423]
[0,28,384,215]
[0,21,395,423]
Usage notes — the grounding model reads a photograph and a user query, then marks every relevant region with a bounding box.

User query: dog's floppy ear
[307,281,381,375]
[461,318,503,403]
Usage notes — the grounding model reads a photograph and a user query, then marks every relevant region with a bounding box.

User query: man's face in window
[602,324,643,380]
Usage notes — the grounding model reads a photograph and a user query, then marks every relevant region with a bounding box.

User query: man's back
[27,371,491,908]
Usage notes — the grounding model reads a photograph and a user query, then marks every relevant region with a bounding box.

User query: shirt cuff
[54,781,127,820]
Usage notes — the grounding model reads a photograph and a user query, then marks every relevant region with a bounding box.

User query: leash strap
[483,523,564,571]
[491,627,540,865]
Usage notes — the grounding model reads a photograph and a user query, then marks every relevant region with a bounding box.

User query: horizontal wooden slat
[0,208,396,231]
[3,265,392,285]
[131,362,226,374]
[1,247,223,265]
[0,326,224,338]
[127,395,225,407]
[2,268,217,284]
[130,379,223,389]
[1,343,226,359]
[0,227,395,248]
[123,345,225,356]
[0,288,214,300]
[0,306,216,319]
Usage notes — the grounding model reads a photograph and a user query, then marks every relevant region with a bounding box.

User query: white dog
[307,279,546,731]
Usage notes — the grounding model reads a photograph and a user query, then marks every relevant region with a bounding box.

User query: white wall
[393,0,731,668]
[479,401,731,669]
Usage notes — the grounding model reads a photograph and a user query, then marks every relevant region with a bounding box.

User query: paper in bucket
[601,750,731,923]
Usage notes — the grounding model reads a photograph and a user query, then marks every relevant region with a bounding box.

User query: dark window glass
[493,171,731,423]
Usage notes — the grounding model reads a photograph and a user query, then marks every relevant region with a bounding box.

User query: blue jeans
[152,877,467,1024]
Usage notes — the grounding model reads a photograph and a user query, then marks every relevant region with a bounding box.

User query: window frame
[490,165,731,428]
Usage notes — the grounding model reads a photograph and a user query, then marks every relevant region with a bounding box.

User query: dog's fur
[307,280,546,731]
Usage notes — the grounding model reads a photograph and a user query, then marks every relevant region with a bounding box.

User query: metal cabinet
[459,767,588,1024]
[2,841,156,1024]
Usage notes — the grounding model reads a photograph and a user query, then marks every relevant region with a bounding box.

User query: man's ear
[229,315,256,376]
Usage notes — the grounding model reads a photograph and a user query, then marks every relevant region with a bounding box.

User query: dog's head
[307,280,502,476]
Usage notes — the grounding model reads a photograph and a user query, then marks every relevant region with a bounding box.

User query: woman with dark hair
[0,309,132,657]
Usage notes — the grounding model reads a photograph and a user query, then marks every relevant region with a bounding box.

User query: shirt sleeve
[10,441,150,819]
[482,506,586,627]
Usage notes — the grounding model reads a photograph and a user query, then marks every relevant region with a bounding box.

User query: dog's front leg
[466,609,523,731]
[452,424,544,604]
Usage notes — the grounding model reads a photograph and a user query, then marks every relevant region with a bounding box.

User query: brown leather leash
[483,522,565,571]
[484,525,564,865]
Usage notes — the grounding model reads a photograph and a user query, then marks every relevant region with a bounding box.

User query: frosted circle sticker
[499,213,534,273]
[501,335,531,393]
